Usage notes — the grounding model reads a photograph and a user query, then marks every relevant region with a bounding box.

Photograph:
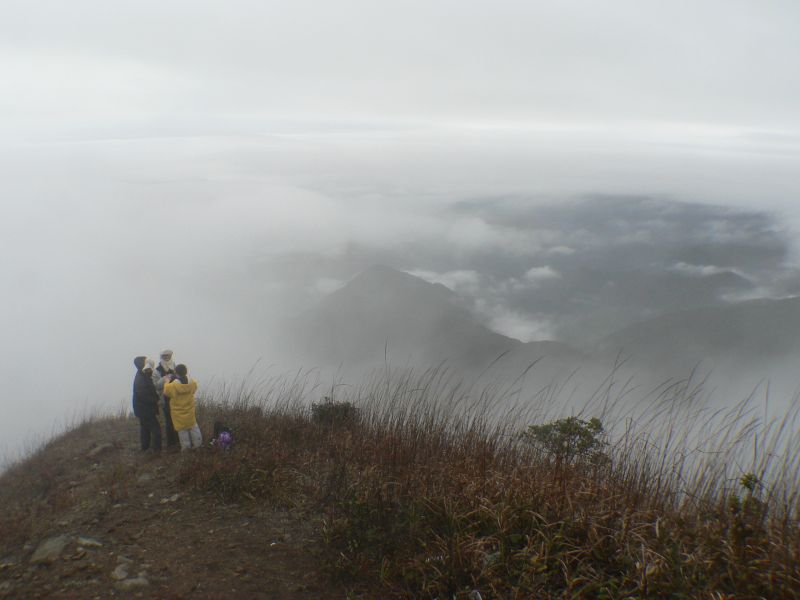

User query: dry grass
[0,411,132,548]
[174,365,800,599]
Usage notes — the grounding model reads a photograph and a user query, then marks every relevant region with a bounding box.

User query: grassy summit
[2,368,799,598]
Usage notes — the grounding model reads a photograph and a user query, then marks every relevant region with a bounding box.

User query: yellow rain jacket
[163,379,199,431]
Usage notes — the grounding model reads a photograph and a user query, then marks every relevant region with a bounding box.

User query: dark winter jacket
[132,356,160,419]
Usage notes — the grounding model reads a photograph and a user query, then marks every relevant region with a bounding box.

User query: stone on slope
[87,443,114,458]
[116,577,149,590]
[111,564,129,580]
[75,536,103,548]
[30,535,71,565]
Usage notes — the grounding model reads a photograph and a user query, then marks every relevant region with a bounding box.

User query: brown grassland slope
[0,413,346,599]
[2,369,799,599]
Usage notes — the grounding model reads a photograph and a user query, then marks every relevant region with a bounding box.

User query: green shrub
[521,416,606,465]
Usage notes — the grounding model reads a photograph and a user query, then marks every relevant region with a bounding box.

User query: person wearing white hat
[154,349,179,448]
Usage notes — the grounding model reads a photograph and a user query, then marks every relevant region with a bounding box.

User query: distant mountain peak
[283,264,523,369]
[353,264,430,282]
[351,264,418,285]
[359,264,404,277]
[337,265,454,300]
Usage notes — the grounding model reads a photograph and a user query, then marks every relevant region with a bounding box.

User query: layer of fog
[2,128,800,465]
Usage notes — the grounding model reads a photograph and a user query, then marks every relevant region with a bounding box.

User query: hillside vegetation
[2,368,799,599]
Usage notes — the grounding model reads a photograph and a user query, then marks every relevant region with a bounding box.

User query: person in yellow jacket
[163,364,202,450]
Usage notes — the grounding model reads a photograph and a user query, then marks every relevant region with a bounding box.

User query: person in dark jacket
[155,349,179,448]
[132,356,162,452]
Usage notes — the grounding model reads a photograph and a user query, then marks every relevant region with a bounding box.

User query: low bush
[312,397,360,428]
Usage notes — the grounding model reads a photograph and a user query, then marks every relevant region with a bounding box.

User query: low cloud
[546,246,576,256]
[474,300,557,343]
[523,266,561,284]
[669,262,752,281]
[311,277,346,297]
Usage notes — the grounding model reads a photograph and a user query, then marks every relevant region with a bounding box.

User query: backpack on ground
[211,421,234,450]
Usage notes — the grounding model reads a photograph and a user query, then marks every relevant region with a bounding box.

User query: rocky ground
[0,417,347,599]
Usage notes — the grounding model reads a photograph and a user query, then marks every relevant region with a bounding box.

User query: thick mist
[2,129,800,465]
[3,0,800,466]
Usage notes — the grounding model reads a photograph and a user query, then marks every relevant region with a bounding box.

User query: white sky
[2,1,799,140]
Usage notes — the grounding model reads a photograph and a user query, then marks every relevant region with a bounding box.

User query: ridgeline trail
[0,417,346,599]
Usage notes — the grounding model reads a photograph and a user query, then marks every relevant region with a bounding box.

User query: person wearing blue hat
[132,356,162,452]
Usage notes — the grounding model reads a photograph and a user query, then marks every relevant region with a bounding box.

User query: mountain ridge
[595,294,800,370]
[282,265,800,377]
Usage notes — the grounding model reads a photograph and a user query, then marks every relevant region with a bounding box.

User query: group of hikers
[131,349,201,453]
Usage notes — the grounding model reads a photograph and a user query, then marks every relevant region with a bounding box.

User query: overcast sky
[2,1,800,461]
[2,1,800,139]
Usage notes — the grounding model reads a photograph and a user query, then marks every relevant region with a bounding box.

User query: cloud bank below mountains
[262,195,800,344]
[3,138,797,359]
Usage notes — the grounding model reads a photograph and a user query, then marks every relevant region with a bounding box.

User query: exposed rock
[110,564,129,580]
[136,473,154,483]
[0,558,15,570]
[76,536,103,548]
[115,577,149,590]
[87,443,114,458]
[30,535,71,565]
